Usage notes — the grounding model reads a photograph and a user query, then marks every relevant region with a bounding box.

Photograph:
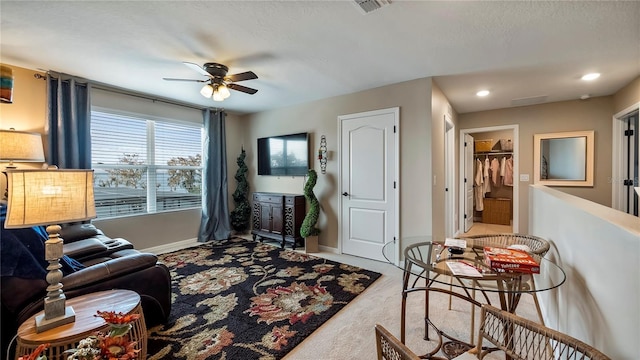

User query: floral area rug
[146,237,381,360]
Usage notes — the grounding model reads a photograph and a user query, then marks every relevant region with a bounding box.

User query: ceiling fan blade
[228,83,258,95]
[226,71,258,82]
[183,62,212,78]
[163,77,207,83]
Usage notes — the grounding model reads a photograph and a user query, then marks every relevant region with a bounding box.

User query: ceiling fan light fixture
[218,84,231,99]
[212,89,224,102]
[200,84,214,98]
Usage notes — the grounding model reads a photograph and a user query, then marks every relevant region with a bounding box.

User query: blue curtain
[198,109,231,242]
[46,74,91,169]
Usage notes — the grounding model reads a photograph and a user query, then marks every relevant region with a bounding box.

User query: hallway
[463,222,512,236]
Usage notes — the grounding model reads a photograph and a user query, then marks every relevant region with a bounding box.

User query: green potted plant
[300,169,320,252]
[230,148,251,233]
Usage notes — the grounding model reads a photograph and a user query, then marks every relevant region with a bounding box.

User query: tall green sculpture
[300,169,320,237]
[230,148,251,232]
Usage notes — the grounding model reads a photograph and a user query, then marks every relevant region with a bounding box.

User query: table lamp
[0,129,45,201]
[0,129,45,168]
[4,168,96,332]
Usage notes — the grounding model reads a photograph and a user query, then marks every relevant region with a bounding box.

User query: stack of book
[483,246,540,274]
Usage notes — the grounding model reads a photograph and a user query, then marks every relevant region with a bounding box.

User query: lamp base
[35,306,76,333]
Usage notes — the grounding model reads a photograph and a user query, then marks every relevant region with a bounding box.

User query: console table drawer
[253,193,283,204]
[285,196,296,205]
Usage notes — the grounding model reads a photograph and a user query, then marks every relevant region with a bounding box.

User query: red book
[483,246,540,274]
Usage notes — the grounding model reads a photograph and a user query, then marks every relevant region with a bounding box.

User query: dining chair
[375,324,421,360]
[473,304,611,360]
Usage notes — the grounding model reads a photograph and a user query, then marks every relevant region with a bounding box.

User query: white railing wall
[529,184,640,360]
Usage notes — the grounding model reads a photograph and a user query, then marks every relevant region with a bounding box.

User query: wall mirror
[533,130,594,187]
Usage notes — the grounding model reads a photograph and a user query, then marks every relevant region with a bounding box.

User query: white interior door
[339,107,398,262]
[464,133,474,232]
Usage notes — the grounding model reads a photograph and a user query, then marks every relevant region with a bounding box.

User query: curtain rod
[35,72,224,113]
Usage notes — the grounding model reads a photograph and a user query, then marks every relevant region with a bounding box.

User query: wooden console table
[16,290,147,360]
[252,192,305,249]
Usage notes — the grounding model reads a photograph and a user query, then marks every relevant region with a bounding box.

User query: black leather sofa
[1,223,172,359]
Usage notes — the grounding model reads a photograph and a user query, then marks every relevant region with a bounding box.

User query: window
[91,110,203,219]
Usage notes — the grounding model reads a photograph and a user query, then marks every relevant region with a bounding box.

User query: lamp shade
[218,84,231,99]
[200,84,214,98]
[0,129,45,162]
[4,169,96,228]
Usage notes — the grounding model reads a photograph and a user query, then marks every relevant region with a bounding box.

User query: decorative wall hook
[318,135,327,174]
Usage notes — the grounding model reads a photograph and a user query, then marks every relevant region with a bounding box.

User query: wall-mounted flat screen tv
[257,132,309,176]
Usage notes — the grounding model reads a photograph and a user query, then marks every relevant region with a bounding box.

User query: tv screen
[257,132,309,176]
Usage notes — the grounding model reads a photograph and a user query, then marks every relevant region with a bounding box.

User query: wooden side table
[16,290,147,360]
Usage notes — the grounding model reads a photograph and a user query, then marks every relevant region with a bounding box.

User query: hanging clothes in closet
[483,157,491,194]
[503,156,514,186]
[490,157,500,186]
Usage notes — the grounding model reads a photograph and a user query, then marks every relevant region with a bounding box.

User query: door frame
[612,102,640,212]
[337,107,400,264]
[458,125,519,234]
[444,114,456,237]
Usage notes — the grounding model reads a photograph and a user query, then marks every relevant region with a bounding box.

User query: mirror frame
[533,130,594,187]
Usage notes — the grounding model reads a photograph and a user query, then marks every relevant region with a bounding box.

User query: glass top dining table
[382,235,566,359]
[382,235,566,295]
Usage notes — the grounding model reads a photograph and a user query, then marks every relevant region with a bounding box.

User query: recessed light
[476,90,490,97]
[581,73,600,81]
[580,94,590,100]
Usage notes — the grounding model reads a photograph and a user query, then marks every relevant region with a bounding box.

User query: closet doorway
[459,125,519,235]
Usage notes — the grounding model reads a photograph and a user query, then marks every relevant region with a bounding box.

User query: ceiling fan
[163,62,258,101]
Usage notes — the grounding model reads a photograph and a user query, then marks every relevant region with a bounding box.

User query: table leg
[424,276,430,341]
[401,262,411,343]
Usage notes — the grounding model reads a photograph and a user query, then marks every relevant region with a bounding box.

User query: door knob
[342,192,349,196]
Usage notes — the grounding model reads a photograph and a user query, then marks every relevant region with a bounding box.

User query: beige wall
[0,65,46,133]
[243,78,434,249]
[613,76,640,113]
[459,96,614,233]
[431,82,458,240]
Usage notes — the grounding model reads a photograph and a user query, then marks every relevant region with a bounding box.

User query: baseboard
[141,235,340,256]
[319,244,339,254]
[141,237,199,255]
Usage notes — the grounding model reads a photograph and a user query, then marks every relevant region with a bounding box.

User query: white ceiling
[1,1,639,115]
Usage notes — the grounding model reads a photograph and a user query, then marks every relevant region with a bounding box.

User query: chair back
[476,305,611,360]
[375,324,421,360]
[462,233,550,256]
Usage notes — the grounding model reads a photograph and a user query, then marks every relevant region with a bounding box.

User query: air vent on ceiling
[354,0,391,14]
[510,95,548,107]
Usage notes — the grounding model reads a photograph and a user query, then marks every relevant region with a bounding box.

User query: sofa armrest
[62,253,159,290]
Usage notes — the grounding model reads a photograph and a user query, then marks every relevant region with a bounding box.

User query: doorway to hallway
[459,125,519,235]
